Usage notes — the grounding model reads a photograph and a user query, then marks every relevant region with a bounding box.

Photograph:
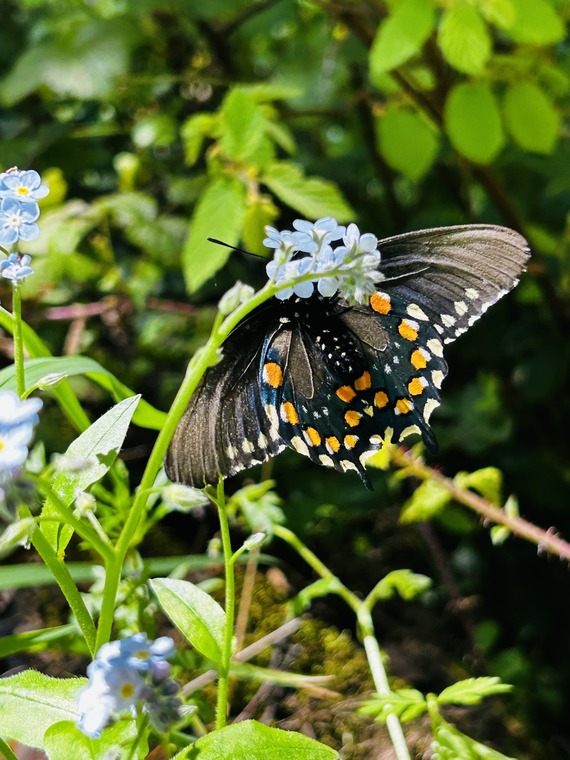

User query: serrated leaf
[262,161,354,221]
[359,689,427,724]
[438,4,491,75]
[509,0,564,44]
[150,577,226,664]
[400,479,452,523]
[185,720,338,759]
[369,0,435,80]
[433,718,516,759]
[438,677,513,706]
[504,82,560,154]
[219,88,266,163]
[0,357,165,430]
[444,82,504,164]
[0,671,82,748]
[377,107,439,181]
[41,396,141,552]
[182,175,247,292]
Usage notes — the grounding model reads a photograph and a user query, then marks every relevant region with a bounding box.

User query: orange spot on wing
[398,319,419,342]
[305,427,322,446]
[344,410,362,427]
[263,362,283,388]
[395,398,413,414]
[336,385,356,402]
[408,377,425,396]
[374,391,389,408]
[344,435,358,449]
[281,401,299,424]
[354,371,371,391]
[410,349,428,369]
[370,292,391,314]
[325,436,341,453]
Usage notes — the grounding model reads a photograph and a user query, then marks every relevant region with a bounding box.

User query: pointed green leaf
[444,82,504,164]
[41,396,141,551]
[454,466,502,505]
[438,677,513,706]
[509,0,564,44]
[438,4,492,75]
[369,0,435,80]
[0,671,82,748]
[185,720,338,759]
[359,688,427,724]
[376,107,439,181]
[150,577,226,664]
[242,196,279,254]
[370,569,432,602]
[262,161,354,221]
[504,82,560,154]
[182,175,247,292]
[44,720,143,760]
[479,0,515,30]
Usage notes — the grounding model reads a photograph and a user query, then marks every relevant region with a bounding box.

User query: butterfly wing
[165,307,285,487]
[376,224,530,343]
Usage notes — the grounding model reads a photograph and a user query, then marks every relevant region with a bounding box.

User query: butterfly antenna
[207,237,264,259]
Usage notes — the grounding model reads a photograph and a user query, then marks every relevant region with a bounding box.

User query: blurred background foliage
[1,0,569,756]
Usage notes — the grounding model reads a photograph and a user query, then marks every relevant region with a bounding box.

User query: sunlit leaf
[504,82,560,154]
[376,107,439,180]
[438,4,492,75]
[444,82,504,164]
[369,0,435,79]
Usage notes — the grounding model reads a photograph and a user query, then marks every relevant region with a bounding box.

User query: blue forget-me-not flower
[265,216,382,304]
[76,633,183,739]
[0,390,43,484]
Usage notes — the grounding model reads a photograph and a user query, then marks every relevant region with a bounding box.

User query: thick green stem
[214,480,235,730]
[32,527,97,654]
[12,283,26,397]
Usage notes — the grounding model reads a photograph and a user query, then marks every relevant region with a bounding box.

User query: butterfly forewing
[166,224,529,488]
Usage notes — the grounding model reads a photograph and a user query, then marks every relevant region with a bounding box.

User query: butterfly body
[166,224,530,488]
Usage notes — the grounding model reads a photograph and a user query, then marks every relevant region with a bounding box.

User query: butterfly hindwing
[165,307,285,487]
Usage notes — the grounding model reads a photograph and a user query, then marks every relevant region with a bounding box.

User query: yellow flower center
[17,187,30,196]
[120,682,135,699]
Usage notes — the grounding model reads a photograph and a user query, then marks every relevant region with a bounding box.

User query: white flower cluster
[264,216,383,304]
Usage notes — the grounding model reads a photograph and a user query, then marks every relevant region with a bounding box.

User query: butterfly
[165,224,530,489]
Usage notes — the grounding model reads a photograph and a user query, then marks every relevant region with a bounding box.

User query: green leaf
[150,577,226,664]
[370,569,432,602]
[400,479,452,523]
[181,113,218,166]
[0,625,76,659]
[44,720,143,760]
[0,671,82,748]
[376,107,439,181]
[369,0,435,80]
[242,196,279,254]
[438,4,492,75]
[433,717,516,759]
[503,82,560,154]
[262,161,354,221]
[41,396,141,552]
[185,720,338,759]
[0,357,165,430]
[454,466,502,505]
[438,677,513,706]
[444,82,504,164]
[359,689,427,723]
[219,88,266,163]
[182,175,247,292]
[509,0,564,44]
[479,0,515,30]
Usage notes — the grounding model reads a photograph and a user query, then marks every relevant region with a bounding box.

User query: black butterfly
[165,225,529,488]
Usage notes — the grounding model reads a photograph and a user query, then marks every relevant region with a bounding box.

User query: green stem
[213,479,235,730]
[273,524,411,760]
[12,283,25,397]
[0,737,19,760]
[32,527,97,654]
